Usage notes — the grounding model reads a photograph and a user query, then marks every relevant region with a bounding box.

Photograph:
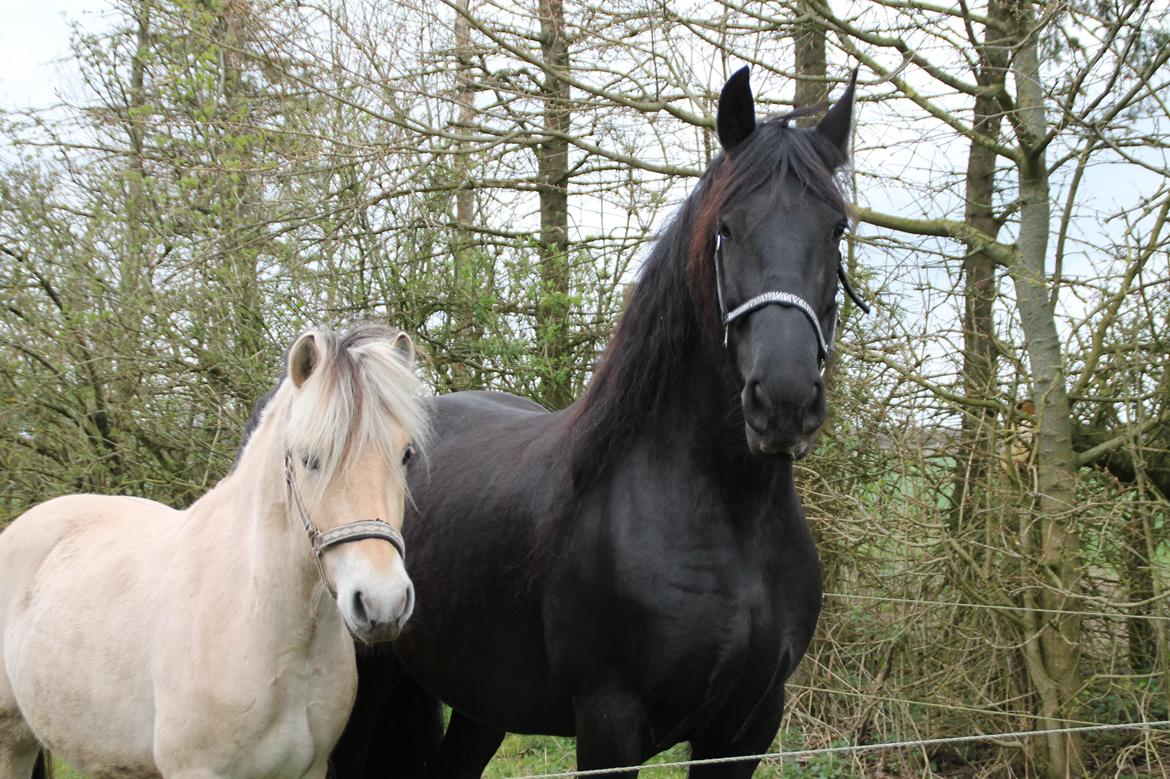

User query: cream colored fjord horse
[0,323,428,779]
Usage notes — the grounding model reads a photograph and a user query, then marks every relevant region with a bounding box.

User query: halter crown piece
[713,233,869,372]
[284,451,406,599]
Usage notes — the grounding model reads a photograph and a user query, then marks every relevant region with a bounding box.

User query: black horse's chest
[544,462,820,747]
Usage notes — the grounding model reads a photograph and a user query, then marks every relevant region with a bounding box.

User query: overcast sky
[0,0,106,113]
[3,0,1163,340]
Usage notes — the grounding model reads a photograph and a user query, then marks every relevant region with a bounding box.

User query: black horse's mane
[568,114,849,483]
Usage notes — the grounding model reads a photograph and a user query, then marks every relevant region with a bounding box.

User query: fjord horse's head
[277,324,428,643]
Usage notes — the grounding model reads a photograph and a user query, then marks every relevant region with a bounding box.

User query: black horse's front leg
[330,652,442,779]
[686,684,787,779]
[428,710,506,779]
[574,684,655,779]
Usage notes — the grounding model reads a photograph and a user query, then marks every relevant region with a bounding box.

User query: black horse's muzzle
[712,233,867,457]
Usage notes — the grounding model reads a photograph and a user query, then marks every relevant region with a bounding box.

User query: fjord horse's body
[0,325,427,779]
[337,68,860,778]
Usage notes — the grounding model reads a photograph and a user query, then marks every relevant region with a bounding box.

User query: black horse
[336,67,861,778]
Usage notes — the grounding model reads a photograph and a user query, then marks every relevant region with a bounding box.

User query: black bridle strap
[838,262,871,314]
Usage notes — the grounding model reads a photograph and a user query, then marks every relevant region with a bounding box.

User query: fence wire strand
[504,720,1170,779]
[822,591,1170,621]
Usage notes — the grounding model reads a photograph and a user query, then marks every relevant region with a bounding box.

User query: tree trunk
[449,0,481,390]
[535,0,572,409]
[792,0,827,115]
[948,0,1006,544]
[217,0,266,379]
[124,0,150,292]
[1005,3,1084,775]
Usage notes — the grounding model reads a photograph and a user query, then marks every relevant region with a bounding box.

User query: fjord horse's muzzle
[284,452,413,641]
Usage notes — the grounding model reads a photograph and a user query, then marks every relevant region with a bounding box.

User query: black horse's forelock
[568,117,849,483]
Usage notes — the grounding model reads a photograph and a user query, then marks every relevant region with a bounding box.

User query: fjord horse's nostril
[352,590,370,627]
[398,581,416,630]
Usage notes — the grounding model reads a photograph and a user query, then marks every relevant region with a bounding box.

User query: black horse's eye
[402,443,417,465]
[301,453,320,472]
[718,220,733,240]
[832,219,850,240]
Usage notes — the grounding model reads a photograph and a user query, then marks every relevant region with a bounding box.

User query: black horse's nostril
[742,379,772,434]
[751,380,768,410]
[746,380,771,416]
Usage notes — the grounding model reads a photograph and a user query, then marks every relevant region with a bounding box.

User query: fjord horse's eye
[301,453,321,472]
[402,444,417,465]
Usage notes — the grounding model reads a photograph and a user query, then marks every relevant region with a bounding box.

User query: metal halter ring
[284,451,406,599]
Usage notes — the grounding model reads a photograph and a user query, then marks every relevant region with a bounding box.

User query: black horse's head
[705,67,856,459]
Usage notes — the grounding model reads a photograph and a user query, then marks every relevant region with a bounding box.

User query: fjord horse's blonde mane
[248,323,430,495]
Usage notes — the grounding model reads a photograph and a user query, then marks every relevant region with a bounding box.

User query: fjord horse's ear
[816,67,858,158]
[289,332,319,388]
[717,66,756,152]
[391,331,416,365]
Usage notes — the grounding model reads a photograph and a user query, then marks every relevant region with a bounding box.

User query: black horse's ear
[816,67,858,156]
[717,66,756,152]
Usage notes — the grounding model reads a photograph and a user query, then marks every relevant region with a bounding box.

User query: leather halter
[713,233,869,371]
[284,452,406,599]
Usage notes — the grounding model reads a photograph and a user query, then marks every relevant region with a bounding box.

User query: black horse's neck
[567,169,768,487]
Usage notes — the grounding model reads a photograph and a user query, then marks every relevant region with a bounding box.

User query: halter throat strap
[283,451,406,599]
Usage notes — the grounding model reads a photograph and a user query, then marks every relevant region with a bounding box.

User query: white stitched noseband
[722,290,832,360]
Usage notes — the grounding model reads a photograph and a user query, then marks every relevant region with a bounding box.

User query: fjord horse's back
[0,493,176,618]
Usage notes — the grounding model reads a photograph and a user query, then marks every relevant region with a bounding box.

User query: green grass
[50,757,85,779]
[482,732,852,779]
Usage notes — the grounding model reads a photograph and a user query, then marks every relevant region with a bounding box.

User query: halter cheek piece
[713,233,869,372]
[284,452,406,599]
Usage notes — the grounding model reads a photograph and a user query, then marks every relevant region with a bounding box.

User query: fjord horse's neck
[200,399,325,622]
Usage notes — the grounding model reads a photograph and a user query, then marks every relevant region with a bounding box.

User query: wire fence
[504,721,1170,779]
[822,591,1170,622]
[487,585,1170,778]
